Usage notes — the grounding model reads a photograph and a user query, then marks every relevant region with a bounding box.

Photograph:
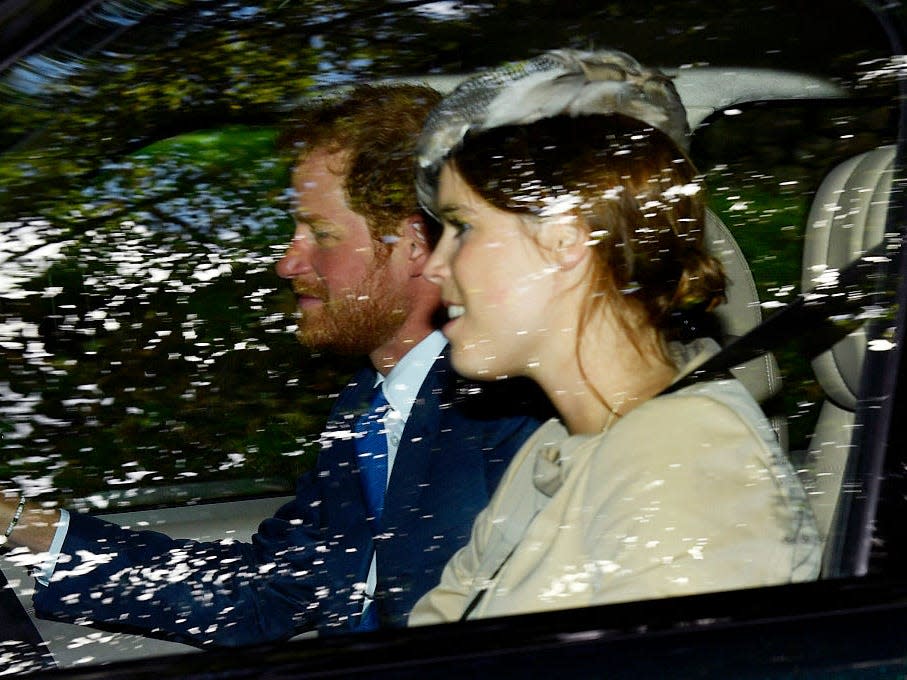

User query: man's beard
[292,264,410,356]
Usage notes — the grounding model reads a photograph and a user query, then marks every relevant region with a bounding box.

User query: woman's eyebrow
[438,204,471,220]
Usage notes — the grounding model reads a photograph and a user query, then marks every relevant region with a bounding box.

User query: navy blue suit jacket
[33,350,546,647]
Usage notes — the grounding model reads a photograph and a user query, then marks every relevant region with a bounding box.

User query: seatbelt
[458,238,897,622]
[0,567,56,671]
[666,238,895,395]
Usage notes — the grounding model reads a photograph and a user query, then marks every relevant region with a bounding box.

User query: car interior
[797,143,896,575]
[2,71,897,672]
[0,0,903,676]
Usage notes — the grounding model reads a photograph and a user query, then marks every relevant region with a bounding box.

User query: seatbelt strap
[665,239,895,395]
[459,542,520,622]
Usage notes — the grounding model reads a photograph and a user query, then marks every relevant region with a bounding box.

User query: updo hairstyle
[448,113,726,346]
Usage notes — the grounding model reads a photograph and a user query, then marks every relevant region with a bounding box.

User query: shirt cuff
[34,508,69,586]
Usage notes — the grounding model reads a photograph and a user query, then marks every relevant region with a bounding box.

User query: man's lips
[291,281,326,309]
[297,295,323,310]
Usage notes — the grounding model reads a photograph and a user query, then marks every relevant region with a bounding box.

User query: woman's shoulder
[530,380,769,468]
[662,337,774,437]
[664,377,777,448]
[664,375,763,417]
[595,377,780,471]
[631,377,760,422]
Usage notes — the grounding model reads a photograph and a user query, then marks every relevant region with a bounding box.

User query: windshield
[0,0,903,675]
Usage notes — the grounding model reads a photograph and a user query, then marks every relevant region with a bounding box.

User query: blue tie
[353,384,389,632]
[354,385,389,527]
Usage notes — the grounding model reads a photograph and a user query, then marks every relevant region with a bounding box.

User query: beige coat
[409,354,820,625]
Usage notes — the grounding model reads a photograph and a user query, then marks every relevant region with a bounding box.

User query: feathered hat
[415,48,689,218]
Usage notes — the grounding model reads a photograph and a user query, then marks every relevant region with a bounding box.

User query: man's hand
[0,491,59,554]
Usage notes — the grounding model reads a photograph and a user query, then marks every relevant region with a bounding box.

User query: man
[0,85,546,647]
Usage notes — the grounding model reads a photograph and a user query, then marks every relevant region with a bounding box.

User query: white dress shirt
[357,330,448,619]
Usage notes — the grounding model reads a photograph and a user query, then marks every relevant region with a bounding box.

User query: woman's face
[423,163,567,380]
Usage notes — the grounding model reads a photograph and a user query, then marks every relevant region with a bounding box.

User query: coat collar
[531,338,722,498]
[381,348,455,530]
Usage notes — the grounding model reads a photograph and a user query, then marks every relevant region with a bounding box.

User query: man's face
[276,147,411,355]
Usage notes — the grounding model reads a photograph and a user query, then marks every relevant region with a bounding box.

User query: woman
[409,49,820,625]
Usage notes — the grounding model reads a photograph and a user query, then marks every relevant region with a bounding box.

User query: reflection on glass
[0,0,901,675]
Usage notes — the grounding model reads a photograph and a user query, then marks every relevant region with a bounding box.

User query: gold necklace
[601,402,623,433]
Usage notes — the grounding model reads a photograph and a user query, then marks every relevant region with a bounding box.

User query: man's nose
[276,234,313,279]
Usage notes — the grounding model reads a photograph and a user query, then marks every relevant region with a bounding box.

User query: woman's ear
[537,215,588,271]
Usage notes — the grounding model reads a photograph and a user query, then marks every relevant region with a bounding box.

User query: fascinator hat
[414,48,690,219]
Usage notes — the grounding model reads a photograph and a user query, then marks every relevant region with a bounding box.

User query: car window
[1,123,354,506]
[694,97,899,447]
[0,0,903,675]
[0,0,896,504]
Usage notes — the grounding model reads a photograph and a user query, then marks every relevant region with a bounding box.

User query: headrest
[803,145,895,410]
[706,210,782,405]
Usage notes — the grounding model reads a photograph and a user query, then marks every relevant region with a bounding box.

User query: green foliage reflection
[0,126,355,504]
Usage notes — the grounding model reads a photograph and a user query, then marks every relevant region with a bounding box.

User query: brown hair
[450,113,725,347]
[279,84,442,243]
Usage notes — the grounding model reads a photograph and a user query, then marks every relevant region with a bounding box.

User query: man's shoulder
[444,374,554,424]
[330,365,380,408]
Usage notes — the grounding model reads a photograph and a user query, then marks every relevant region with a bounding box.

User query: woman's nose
[276,233,313,279]
[422,236,452,286]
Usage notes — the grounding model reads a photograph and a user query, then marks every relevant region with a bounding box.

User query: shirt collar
[373,330,447,421]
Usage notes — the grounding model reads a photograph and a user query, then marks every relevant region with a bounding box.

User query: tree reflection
[0,0,896,503]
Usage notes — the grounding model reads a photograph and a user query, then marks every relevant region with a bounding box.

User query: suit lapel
[318,367,380,627]
[380,353,451,533]
[320,366,377,536]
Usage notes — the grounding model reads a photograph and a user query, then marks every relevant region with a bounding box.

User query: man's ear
[401,213,430,276]
[536,215,588,271]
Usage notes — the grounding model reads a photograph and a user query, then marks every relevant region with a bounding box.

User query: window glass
[694,97,899,448]
[0,0,902,674]
[0,0,895,506]
[1,126,346,504]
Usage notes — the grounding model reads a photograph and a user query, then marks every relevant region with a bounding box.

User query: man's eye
[294,218,337,244]
[312,228,337,243]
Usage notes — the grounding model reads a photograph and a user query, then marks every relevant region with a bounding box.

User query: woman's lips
[442,304,465,336]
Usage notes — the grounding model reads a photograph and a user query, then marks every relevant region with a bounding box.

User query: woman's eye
[451,221,472,237]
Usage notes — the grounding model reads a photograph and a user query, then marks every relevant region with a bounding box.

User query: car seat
[705,210,787,449]
[796,145,896,573]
